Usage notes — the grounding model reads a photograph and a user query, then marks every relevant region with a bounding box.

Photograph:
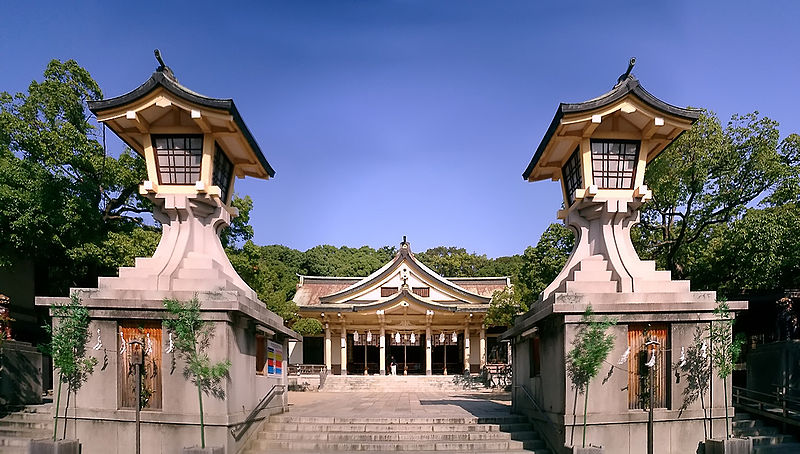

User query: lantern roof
[88,64,275,179]
[522,74,700,182]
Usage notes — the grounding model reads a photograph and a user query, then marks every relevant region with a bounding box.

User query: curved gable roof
[319,246,491,305]
[522,75,700,180]
[87,69,275,178]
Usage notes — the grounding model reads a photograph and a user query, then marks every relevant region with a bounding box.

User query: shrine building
[291,238,510,376]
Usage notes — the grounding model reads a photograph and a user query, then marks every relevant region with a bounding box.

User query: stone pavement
[287,390,515,419]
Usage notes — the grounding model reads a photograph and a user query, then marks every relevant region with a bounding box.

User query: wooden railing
[732,385,800,431]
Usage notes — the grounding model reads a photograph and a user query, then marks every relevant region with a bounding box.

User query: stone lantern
[84,51,274,298]
[36,52,298,454]
[522,58,700,299]
[504,60,747,453]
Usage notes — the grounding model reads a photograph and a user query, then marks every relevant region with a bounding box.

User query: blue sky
[2,1,798,257]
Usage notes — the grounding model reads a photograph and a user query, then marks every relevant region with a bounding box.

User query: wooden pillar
[425,325,432,376]
[340,326,347,375]
[480,326,486,368]
[324,324,332,372]
[463,326,471,374]
[379,325,386,375]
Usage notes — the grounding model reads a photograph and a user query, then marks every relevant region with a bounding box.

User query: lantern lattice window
[561,147,582,205]
[152,135,203,184]
[212,143,234,202]
[591,140,639,189]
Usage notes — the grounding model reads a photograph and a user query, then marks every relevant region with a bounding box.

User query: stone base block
[1,340,43,405]
[705,438,753,454]
[571,446,604,454]
[183,447,224,454]
[28,439,80,454]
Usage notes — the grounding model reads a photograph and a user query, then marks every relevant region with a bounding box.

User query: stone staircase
[733,411,800,453]
[243,414,551,453]
[320,375,486,392]
[0,404,53,453]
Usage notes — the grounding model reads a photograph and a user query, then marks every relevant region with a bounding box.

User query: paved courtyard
[287,390,514,419]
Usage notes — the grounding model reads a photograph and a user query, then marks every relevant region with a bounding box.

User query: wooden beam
[191,111,213,134]
[126,111,150,134]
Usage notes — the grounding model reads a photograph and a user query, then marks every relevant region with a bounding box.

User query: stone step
[248,438,526,451]
[754,442,800,454]
[0,427,51,438]
[269,415,527,424]
[750,434,796,446]
[264,422,508,432]
[736,426,780,437]
[732,419,762,429]
[243,450,544,454]
[259,431,517,442]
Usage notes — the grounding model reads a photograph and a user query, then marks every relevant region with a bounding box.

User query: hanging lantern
[439,332,445,343]
[410,332,416,344]
[451,332,457,343]
[366,330,372,343]
[353,330,359,343]
[395,332,401,343]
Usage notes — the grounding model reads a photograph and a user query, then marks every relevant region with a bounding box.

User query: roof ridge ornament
[615,57,636,88]
[154,49,177,81]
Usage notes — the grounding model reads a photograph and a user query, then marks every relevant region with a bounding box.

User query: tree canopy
[636,111,800,279]
[0,60,151,295]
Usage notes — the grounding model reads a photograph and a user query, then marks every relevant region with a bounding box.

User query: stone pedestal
[36,195,298,454]
[507,197,746,454]
[1,339,43,405]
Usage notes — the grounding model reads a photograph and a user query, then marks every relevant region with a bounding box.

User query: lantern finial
[615,57,636,87]
[154,49,176,80]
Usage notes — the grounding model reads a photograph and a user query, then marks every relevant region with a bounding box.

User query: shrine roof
[522,75,700,180]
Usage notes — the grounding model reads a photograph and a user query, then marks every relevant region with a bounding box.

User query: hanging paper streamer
[645,352,656,368]
[451,332,457,343]
[366,331,372,343]
[700,341,708,359]
[166,332,174,354]
[395,332,401,343]
[145,332,153,355]
[410,332,416,344]
[353,331,359,343]
[439,332,445,343]
[119,331,126,354]
[93,328,103,351]
[679,347,686,367]
[618,346,630,364]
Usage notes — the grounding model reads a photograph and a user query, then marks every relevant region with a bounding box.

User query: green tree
[637,111,799,278]
[0,59,150,295]
[220,195,255,249]
[517,223,574,303]
[566,306,616,448]
[41,295,97,441]
[291,318,323,336]
[485,286,527,328]
[163,298,231,449]
[709,301,745,439]
[416,246,490,277]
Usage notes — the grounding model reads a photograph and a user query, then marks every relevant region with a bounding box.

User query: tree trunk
[53,373,62,441]
[723,375,730,439]
[582,385,589,448]
[62,387,70,440]
[571,387,579,445]
[198,383,205,448]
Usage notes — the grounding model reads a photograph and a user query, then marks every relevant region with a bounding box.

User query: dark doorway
[431,334,463,374]
[302,337,323,365]
[351,345,380,374]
